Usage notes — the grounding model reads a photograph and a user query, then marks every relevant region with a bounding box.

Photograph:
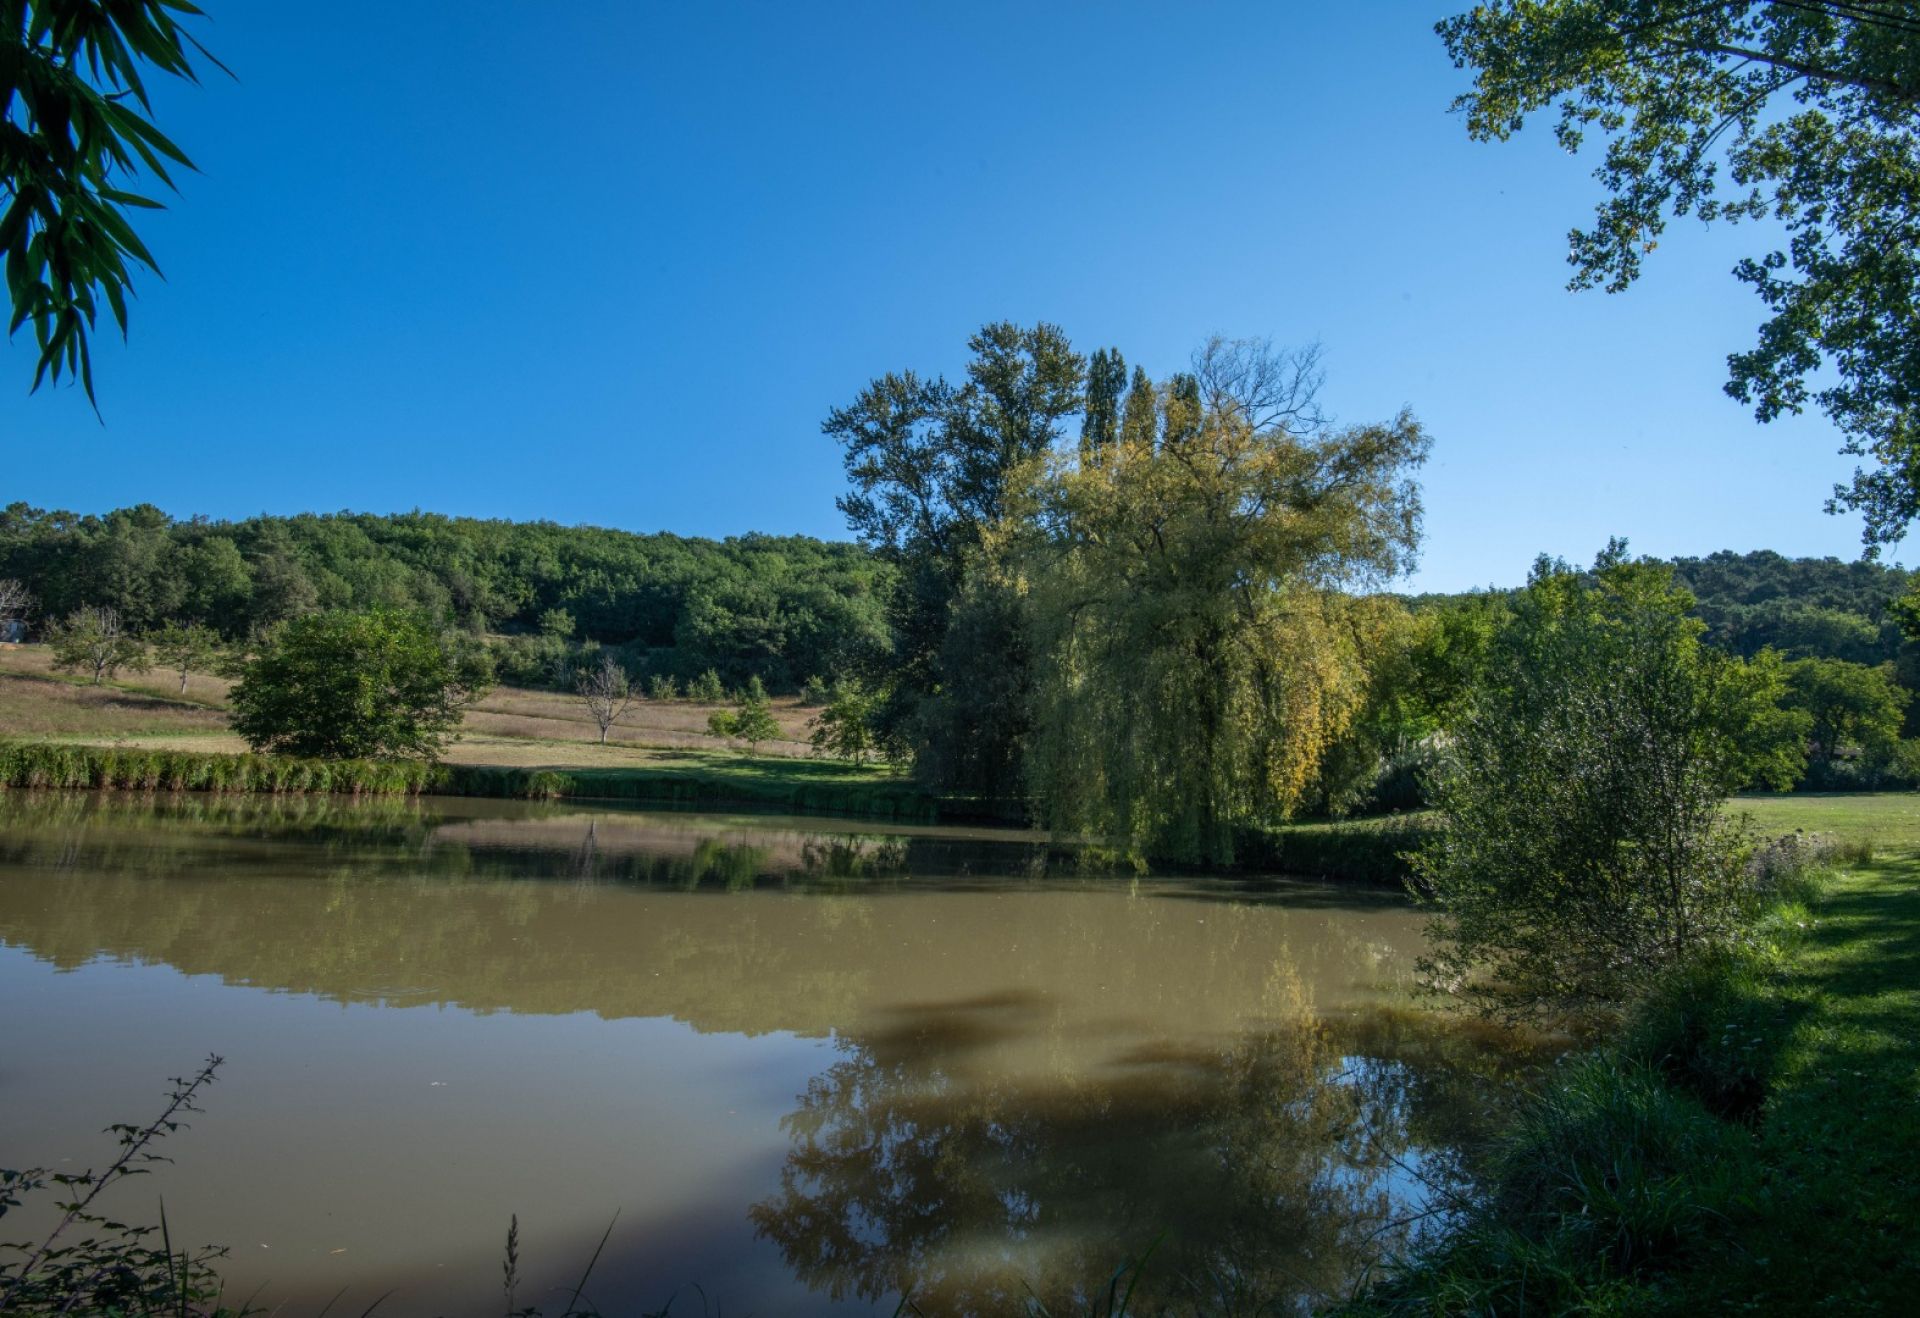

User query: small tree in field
[809,681,880,765]
[646,673,679,701]
[48,606,148,685]
[688,668,726,703]
[229,610,491,760]
[151,621,222,695]
[1415,545,1794,1019]
[574,653,636,745]
[709,676,780,755]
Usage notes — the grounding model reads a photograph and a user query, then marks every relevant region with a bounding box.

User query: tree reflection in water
[751,969,1459,1315]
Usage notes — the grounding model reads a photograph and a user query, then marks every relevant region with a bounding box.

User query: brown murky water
[0,793,1504,1315]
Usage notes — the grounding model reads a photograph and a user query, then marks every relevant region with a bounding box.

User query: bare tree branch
[1191,335,1330,437]
[574,654,637,746]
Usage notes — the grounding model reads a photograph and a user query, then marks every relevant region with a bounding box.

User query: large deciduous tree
[3,0,223,406]
[1008,352,1431,864]
[1784,653,1909,783]
[1439,1,1920,547]
[823,321,1084,789]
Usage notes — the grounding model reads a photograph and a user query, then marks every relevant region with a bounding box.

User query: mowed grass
[1733,789,1920,856]
[0,643,817,761]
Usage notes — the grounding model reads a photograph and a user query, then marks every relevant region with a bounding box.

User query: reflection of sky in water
[0,794,1526,1316]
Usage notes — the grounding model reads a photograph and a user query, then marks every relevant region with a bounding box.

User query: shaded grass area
[1343,852,1920,1314]
[0,739,937,822]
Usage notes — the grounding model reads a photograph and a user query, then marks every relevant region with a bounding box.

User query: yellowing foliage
[1005,408,1427,862]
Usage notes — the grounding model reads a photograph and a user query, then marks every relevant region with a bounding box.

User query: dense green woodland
[1412,549,1913,667]
[0,502,892,690]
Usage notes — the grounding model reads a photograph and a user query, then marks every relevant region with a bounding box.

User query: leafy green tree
[1311,595,1504,816]
[150,619,219,694]
[538,607,575,639]
[176,536,251,634]
[1439,1,1920,547]
[824,321,1084,788]
[1014,372,1431,863]
[646,672,679,701]
[708,675,780,754]
[46,604,146,683]
[1415,547,1781,1018]
[809,680,881,765]
[228,610,490,760]
[3,1,223,406]
[1784,654,1909,783]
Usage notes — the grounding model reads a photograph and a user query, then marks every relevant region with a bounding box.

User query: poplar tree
[1079,347,1127,455]
[1120,366,1158,449]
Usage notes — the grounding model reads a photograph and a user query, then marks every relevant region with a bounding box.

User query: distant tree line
[7,448,1919,798]
[1405,548,1920,792]
[0,504,892,692]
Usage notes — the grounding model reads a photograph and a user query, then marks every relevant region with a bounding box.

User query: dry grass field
[0,643,819,767]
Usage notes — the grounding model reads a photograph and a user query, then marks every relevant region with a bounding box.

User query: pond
[0,793,1520,1316]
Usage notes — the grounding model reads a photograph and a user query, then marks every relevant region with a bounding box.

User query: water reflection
[0,792,1518,1315]
[751,970,1444,1314]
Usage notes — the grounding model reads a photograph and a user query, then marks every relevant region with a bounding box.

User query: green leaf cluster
[1440,1,1920,546]
[3,0,221,406]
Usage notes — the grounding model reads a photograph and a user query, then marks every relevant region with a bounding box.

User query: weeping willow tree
[1003,377,1429,864]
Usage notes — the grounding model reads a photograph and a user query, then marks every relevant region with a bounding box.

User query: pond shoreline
[0,738,1430,883]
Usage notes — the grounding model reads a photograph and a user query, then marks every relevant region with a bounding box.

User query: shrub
[1415,547,1783,1018]
[229,609,491,760]
[687,668,726,703]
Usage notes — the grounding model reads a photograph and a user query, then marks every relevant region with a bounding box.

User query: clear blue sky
[1,0,1889,591]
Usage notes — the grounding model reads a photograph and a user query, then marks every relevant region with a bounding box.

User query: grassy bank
[0,740,938,821]
[1343,845,1920,1313]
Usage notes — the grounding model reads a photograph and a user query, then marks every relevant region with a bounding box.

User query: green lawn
[1733,790,1920,856]
[1704,854,1920,1311]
